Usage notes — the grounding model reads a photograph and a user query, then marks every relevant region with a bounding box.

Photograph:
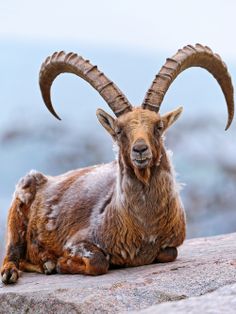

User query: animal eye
[116,128,122,136]
[155,122,163,133]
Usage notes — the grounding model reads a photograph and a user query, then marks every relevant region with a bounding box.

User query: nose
[132,140,148,154]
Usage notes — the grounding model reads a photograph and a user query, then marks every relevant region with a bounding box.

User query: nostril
[133,144,148,153]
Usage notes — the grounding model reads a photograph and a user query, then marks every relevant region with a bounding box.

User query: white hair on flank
[47,204,61,219]
[78,163,114,196]
[14,170,47,205]
[115,165,125,207]
[112,142,119,160]
[80,163,115,228]
[15,188,32,205]
[28,170,47,185]
[65,243,94,258]
[166,149,185,193]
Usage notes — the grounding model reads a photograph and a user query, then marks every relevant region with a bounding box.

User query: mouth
[132,157,150,168]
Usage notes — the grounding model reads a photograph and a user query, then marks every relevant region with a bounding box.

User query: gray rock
[135,283,236,314]
[0,233,236,313]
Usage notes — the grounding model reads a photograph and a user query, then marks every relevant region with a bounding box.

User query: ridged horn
[39,51,132,119]
[142,44,234,130]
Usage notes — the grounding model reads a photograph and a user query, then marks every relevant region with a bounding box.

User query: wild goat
[1,44,234,284]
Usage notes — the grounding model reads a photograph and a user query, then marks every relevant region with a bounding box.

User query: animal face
[115,109,164,170]
[96,106,183,182]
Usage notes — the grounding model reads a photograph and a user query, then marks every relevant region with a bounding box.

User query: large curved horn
[39,51,132,119]
[142,44,234,130]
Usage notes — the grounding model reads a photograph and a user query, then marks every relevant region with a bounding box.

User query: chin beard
[134,167,151,185]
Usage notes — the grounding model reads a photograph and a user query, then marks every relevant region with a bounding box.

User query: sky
[1,0,236,63]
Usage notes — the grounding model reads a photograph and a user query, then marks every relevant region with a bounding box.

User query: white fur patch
[161,245,167,249]
[29,170,47,185]
[45,220,56,231]
[82,163,114,193]
[149,235,157,243]
[47,205,61,219]
[80,163,115,229]
[67,259,72,266]
[16,190,32,205]
[112,142,119,160]
[121,250,127,259]
[65,243,93,258]
[166,149,185,194]
[14,170,47,205]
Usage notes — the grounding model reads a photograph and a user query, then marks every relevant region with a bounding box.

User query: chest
[103,220,164,267]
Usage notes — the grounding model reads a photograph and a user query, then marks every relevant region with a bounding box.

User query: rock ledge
[0,233,236,313]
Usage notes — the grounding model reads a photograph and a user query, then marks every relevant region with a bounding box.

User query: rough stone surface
[0,233,236,313]
[135,283,236,314]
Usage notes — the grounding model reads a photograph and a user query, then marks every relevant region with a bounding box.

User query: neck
[115,147,174,218]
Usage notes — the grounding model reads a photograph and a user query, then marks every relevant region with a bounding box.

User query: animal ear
[161,106,183,130]
[96,108,116,137]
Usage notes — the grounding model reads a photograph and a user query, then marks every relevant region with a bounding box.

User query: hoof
[156,247,178,263]
[1,264,19,284]
[43,260,56,275]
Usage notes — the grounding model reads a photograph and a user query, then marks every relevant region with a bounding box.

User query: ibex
[1,44,234,284]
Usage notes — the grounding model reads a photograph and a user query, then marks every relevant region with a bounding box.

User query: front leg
[57,242,109,275]
[155,202,186,264]
[1,198,27,284]
[19,252,57,275]
[1,171,47,284]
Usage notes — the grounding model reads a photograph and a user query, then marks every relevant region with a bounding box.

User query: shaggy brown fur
[1,108,186,284]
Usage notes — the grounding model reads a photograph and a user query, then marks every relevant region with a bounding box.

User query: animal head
[96,106,182,180]
[39,44,234,183]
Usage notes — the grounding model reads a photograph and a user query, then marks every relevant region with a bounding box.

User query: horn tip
[225,122,231,131]
[46,106,62,120]
[54,113,62,121]
[225,116,234,131]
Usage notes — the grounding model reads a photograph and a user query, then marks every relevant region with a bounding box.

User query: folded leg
[156,247,178,263]
[57,242,109,275]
